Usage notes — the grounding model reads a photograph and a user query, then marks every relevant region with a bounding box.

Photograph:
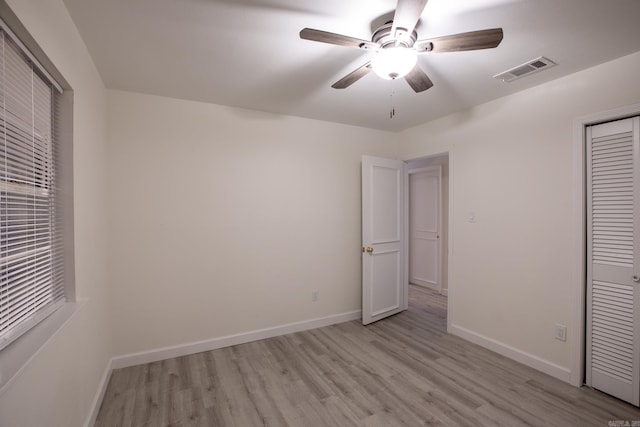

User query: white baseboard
[449,324,572,384]
[84,310,360,424]
[111,310,361,369]
[83,358,113,427]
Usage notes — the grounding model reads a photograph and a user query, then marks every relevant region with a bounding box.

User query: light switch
[555,323,567,342]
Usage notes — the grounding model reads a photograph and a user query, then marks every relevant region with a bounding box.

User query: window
[0,23,65,351]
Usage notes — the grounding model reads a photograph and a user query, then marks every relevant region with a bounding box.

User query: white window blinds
[0,27,64,350]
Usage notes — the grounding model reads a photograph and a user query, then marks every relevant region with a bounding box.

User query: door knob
[362,246,374,254]
[634,275,640,282]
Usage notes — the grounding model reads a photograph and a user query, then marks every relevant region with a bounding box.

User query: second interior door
[409,166,441,291]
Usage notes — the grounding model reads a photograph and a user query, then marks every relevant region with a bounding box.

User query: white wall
[399,51,640,379]
[0,0,110,426]
[106,90,397,356]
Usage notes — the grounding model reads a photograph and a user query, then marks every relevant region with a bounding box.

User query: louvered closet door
[587,116,640,406]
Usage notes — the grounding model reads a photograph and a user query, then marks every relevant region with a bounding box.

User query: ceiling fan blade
[391,0,428,40]
[404,65,433,92]
[300,28,377,50]
[415,28,503,53]
[332,62,372,89]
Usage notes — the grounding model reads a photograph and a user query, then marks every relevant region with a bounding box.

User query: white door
[361,155,407,325]
[409,167,441,291]
[586,116,640,406]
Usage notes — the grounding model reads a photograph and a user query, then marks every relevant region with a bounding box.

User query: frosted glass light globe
[371,47,417,80]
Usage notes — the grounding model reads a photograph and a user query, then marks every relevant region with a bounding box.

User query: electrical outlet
[312,289,319,302]
[554,323,567,342]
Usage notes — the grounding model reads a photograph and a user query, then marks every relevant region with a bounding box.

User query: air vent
[494,56,557,82]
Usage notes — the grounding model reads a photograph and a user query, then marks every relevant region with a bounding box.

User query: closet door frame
[572,103,640,388]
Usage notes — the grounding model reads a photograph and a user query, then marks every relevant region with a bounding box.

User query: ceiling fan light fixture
[371,47,417,80]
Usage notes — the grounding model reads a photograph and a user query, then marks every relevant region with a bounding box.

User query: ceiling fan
[299,0,503,92]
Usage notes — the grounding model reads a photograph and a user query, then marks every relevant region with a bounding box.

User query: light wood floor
[94,285,640,426]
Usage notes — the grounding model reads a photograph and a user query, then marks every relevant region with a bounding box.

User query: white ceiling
[62,0,640,132]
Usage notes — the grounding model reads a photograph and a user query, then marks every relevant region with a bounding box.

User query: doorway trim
[403,149,453,331]
[572,102,640,387]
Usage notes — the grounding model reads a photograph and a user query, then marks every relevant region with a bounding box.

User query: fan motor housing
[372,21,418,48]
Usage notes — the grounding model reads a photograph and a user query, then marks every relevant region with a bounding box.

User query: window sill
[0,300,84,395]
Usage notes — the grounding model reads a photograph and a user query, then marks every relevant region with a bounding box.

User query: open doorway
[360,153,450,326]
[406,154,450,321]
